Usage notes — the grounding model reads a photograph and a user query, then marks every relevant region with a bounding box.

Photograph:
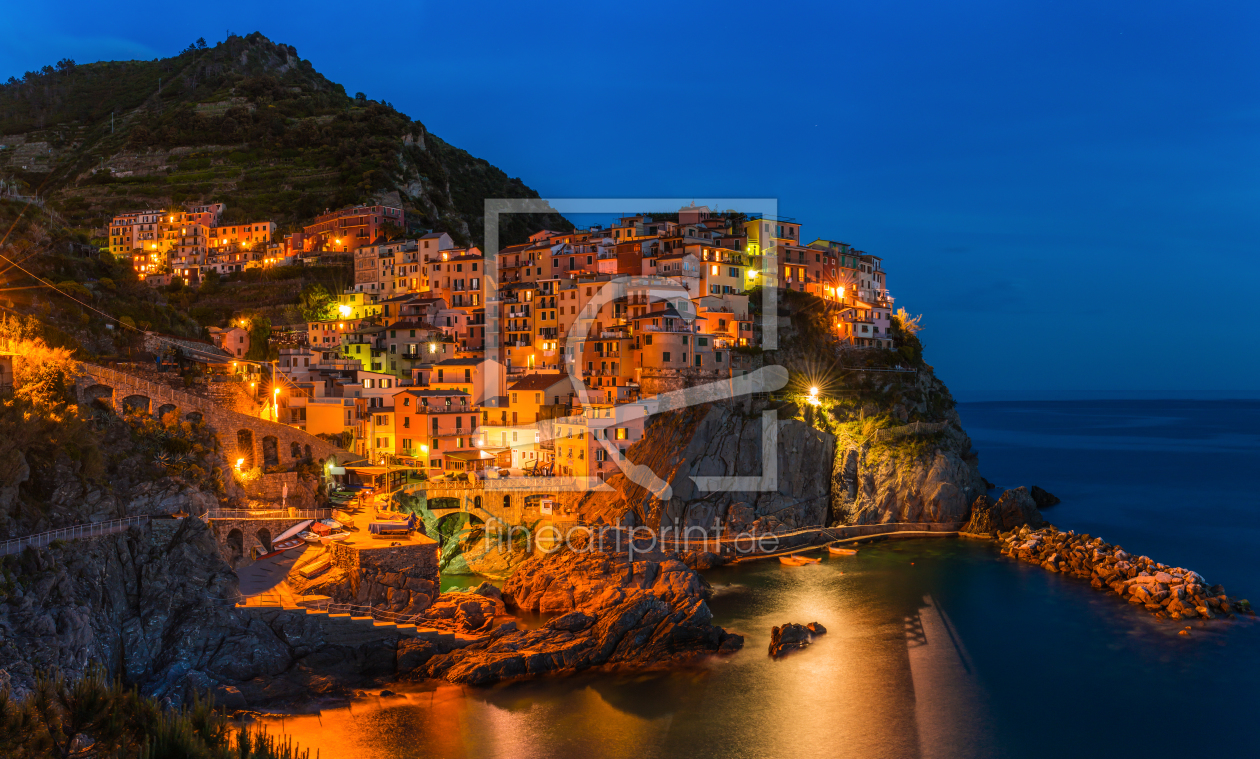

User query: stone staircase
[246,593,481,647]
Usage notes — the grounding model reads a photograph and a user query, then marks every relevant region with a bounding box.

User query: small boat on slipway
[779,554,821,566]
[828,544,859,556]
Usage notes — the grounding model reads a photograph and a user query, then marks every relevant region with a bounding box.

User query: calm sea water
[270,401,1260,758]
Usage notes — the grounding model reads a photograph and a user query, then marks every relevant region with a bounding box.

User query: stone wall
[327,539,441,614]
[244,471,318,507]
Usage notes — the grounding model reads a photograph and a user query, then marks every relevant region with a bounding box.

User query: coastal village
[107,200,899,483]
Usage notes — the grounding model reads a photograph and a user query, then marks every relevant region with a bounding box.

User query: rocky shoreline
[991,525,1253,621]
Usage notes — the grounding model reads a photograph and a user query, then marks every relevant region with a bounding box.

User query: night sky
[4,1,1258,400]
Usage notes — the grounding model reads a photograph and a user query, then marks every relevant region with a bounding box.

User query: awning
[445,450,497,462]
[328,465,347,475]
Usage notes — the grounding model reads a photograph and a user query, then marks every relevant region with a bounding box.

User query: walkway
[0,516,152,557]
[236,545,310,602]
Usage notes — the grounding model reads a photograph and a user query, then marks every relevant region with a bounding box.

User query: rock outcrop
[963,488,1048,534]
[1030,486,1061,509]
[768,622,826,657]
[397,551,743,685]
[842,420,986,525]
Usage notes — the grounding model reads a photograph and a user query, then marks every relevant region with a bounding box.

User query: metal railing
[206,508,333,520]
[0,516,152,556]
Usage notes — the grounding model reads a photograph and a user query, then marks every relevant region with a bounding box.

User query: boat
[272,536,305,552]
[298,530,322,545]
[828,544,859,556]
[321,532,351,544]
[779,554,821,566]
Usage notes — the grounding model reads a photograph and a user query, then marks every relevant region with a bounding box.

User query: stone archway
[290,441,301,459]
[236,429,255,469]
[157,403,177,420]
[256,528,272,555]
[185,411,203,423]
[304,444,312,459]
[226,528,244,569]
[122,394,150,414]
[261,435,279,469]
[84,384,114,409]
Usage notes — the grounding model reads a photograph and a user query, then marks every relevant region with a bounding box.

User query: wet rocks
[1030,486,1060,509]
[406,551,742,686]
[964,487,1048,534]
[995,525,1253,622]
[768,622,827,658]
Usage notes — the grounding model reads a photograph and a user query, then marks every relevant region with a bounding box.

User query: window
[663,352,671,362]
[695,355,702,367]
[512,392,518,404]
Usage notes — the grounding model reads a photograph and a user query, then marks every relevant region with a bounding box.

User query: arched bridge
[396,477,610,526]
[77,364,357,471]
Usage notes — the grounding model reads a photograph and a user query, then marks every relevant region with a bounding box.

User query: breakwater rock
[769,622,827,658]
[995,526,1253,620]
[964,488,1048,533]
[400,551,743,686]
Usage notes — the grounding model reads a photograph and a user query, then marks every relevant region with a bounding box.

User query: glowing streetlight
[235,458,244,470]
[338,304,352,317]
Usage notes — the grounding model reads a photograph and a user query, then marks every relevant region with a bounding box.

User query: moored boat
[828,544,859,556]
[779,554,821,566]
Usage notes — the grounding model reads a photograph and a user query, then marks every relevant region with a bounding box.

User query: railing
[207,508,333,520]
[0,516,152,556]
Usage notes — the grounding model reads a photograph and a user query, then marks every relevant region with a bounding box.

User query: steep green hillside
[0,32,569,246]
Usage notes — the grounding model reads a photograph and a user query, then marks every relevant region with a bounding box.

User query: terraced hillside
[0,32,569,246]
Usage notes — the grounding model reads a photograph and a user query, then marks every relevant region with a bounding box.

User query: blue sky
[4,1,1258,400]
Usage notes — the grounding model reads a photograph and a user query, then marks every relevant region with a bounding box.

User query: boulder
[768,621,826,658]
[985,488,1047,531]
[1030,486,1061,509]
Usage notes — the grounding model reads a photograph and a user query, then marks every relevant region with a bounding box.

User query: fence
[206,508,333,520]
[0,516,152,556]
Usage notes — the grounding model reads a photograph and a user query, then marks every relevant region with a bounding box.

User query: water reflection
[270,541,1003,759]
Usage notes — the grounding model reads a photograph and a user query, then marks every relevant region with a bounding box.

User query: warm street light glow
[338,305,352,317]
[235,458,244,470]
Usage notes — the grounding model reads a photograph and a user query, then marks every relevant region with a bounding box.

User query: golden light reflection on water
[266,542,992,759]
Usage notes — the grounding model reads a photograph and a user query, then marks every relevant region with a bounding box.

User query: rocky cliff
[568,292,988,533]
[0,517,414,710]
[410,551,742,686]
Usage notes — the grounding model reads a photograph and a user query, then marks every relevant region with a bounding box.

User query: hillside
[0,32,570,246]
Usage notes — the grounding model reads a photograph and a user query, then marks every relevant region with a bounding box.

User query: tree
[199,268,221,294]
[54,58,75,72]
[244,314,275,361]
[298,283,335,321]
[355,92,367,103]
[195,36,208,49]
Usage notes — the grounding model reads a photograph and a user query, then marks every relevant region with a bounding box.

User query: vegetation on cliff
[0,665,310,759]
[0,319,228,536]
[1,33,570,247]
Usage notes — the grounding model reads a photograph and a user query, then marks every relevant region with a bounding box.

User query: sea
[268,400,1260,758]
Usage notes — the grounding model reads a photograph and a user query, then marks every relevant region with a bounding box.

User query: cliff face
[573,295,986,532]
[0,516,409,709]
